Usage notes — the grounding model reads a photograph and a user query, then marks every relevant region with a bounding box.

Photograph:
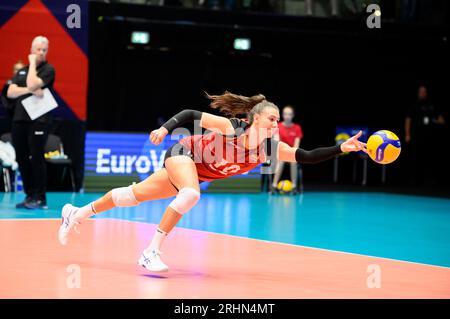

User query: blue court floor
[1,191,450,268]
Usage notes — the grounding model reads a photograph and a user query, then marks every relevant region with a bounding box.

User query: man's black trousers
[11,121,49,201]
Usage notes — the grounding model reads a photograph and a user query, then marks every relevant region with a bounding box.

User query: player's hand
[149,127,168,145]
[28,54,37,64]
[32,88,44,98]
[340,131,367,153]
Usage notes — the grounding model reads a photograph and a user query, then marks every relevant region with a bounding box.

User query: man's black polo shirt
[406,99,443,139]
[10,61,55,123]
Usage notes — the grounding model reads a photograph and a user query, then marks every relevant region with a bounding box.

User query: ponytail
[206,91,277,124]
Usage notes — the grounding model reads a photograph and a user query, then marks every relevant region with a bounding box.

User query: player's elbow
[179,109,200,120]
[178,109,193,115]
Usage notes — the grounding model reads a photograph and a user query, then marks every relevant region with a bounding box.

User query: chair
[333,127,387,186]
[0,133,15,192]
[260,160,304,194]
[0,162,12,192]
[0,133,76,192]
[45,134,76,192]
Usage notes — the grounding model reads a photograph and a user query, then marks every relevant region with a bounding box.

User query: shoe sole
[137,257,169,273]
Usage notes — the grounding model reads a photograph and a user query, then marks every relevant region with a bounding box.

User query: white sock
[145,228,168,253]
[74,203,97,222]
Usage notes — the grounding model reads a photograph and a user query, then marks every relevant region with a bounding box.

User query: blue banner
[84,132,262,193]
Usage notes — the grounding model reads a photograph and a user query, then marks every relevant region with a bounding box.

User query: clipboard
[21,88,58,120]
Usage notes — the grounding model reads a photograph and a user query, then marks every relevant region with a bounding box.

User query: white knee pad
[111,186,139,207]
[169,187,200,215]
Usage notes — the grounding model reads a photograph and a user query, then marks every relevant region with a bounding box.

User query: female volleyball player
[59,92,366,272]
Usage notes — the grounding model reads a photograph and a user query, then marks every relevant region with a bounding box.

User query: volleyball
[367,130,401,164]
[277,180,294,193]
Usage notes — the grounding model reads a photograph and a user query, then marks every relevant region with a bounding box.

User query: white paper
[21,88,58,120]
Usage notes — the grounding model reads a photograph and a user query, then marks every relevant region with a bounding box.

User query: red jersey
[278,122,303,147]
[178,118,270,182]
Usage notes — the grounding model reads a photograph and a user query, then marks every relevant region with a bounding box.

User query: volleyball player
[59,92,366,272]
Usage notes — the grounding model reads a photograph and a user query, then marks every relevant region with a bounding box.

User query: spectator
[404,85,445,185]
[1,61,25,118]
[271,105,303,193]
[6,36,56,209]
[400,0,417,22]
[12,61,25,76]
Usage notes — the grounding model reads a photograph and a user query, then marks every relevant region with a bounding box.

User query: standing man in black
[404,85,445,186]
[1,61,25,118]
[6,36,56,209]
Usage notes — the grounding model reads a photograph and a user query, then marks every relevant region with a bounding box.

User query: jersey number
[211,161,241,175]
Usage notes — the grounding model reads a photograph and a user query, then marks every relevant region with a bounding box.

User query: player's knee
[111,186,140,207]
[168,187,200,215]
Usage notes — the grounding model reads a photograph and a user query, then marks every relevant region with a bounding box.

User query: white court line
[107,218,450,271]
[0,218,61,221]
[2,217,450,270]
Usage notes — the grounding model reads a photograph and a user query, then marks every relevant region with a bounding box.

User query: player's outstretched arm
[149,109,235,145]
[278,131,367,164]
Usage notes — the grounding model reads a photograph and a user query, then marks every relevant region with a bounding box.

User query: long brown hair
[206,91,278,125]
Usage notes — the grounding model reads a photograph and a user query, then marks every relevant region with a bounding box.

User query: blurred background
[1,0,449,196]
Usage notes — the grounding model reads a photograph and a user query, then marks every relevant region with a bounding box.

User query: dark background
[86,2,449,190]
[2,2,448,192]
